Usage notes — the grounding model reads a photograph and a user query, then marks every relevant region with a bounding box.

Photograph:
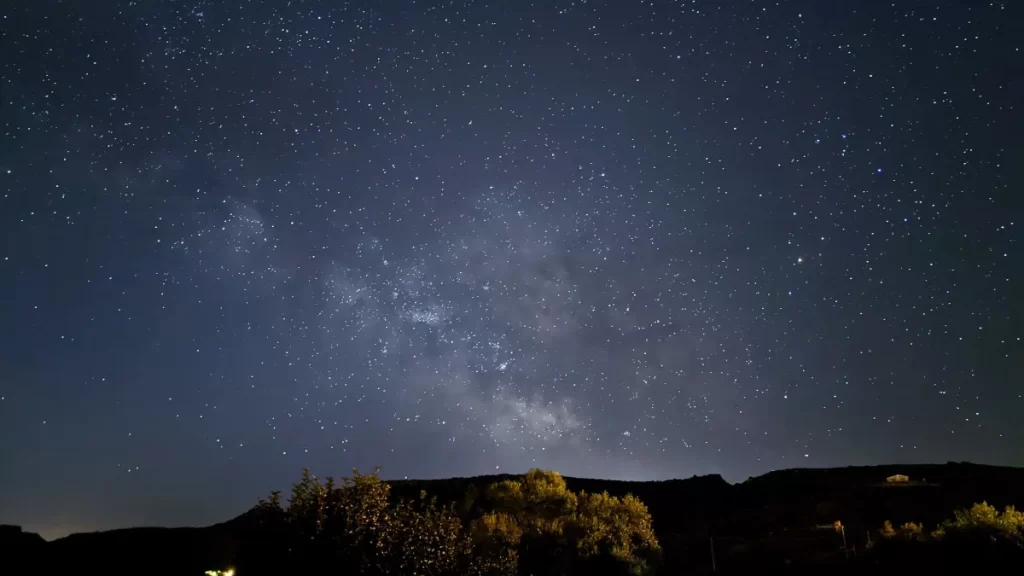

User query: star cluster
[0,0,1020,540]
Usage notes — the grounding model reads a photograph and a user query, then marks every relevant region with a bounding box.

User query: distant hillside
[7,461,1023,575]
[386,462,1024,539]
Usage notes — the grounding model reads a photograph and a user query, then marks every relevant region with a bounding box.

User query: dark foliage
[6,461,1024,575]
[230,466,660,576]
[868,502,1024,572]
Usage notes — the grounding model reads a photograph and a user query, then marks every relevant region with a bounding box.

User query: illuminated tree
[574,490,661,573]
[880,520,896,539]
[897,522,923,541]
[473,469,661,576]
[940,502,1024,549]
[253,467,660,576]
[875,502,1024,567]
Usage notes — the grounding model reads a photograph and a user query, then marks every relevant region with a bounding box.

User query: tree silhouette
[250,467,479,575]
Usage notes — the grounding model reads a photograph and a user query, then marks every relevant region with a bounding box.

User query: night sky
[1,0,1021,540]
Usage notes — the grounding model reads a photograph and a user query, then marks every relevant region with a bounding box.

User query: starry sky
[1,0,1021,540]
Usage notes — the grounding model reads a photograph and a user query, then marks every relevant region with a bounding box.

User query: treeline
[230,467,661,576]
[214,466,1024,575]
[870,501,1024,568]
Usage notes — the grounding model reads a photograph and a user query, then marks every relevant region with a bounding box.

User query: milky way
[0,0,1020,539]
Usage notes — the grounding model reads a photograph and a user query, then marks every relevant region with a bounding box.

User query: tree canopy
[246,467,661,576]
[251,467,480,575]
[876,501,1024,568]
[473,469,661,575]
[937,501,1024,549]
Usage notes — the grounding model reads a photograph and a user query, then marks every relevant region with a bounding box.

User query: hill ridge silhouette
[7,461,1023,574]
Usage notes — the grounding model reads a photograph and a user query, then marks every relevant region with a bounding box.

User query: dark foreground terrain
[4,461,1023,574]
